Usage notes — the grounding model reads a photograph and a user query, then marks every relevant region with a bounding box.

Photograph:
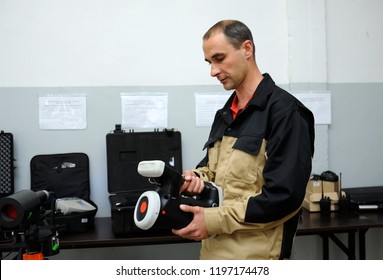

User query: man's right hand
[180,170,205,194]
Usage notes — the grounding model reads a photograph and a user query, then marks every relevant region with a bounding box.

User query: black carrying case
[106,125,182,235]
[0,131,14,198]
[30,152,98,233]
[343,186,383,211]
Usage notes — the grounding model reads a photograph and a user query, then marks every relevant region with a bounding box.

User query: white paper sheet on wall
[39,95,87,130]
[194,91,331,126]
[292,92,332,125]
[195,92,231,127]
[121,92,168,129]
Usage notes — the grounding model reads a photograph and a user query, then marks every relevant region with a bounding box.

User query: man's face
[203,32,248,90]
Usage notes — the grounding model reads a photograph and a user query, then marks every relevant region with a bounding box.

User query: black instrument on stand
[0,190,59,260]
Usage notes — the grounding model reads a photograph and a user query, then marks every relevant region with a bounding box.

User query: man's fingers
[179,204,194,213]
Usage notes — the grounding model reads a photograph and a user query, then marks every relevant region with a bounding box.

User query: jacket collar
[219,73,275,116]
[247,73,275,110]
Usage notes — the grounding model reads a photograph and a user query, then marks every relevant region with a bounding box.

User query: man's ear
[242,40,254,59]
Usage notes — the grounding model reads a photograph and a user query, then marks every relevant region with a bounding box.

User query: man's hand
[180,170,205,194]
[172,204,208,241]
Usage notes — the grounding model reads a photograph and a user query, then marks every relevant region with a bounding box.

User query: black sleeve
[245,107,314,223]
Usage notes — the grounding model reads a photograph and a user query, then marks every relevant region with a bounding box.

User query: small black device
[134,160,222,230]
[319,180,331,216]
[338,172,351,214]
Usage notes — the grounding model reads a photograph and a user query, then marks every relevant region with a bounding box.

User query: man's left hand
[172,204,208,241]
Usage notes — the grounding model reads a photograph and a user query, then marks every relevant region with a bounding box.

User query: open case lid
[106,126,182,194]
[30,152,91,200]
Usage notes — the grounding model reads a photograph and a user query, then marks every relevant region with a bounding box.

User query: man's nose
[210,64,220,77]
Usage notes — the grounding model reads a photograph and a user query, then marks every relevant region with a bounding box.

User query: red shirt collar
[230,93,253,119]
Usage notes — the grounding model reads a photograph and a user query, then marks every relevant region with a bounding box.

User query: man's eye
[215,56,224,63]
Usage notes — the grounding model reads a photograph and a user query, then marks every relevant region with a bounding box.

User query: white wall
[0,0,290,86]
[324,0,383,188]
[2,0,381,85]
[287,0,327,84]
[326,0,383,83]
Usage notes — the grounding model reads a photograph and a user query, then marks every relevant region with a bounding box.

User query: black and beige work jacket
[193,73,315,259]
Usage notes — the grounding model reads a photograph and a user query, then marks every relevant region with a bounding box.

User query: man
[172,20,315,259]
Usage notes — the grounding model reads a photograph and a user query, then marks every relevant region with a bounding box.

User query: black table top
[1,209,382,250]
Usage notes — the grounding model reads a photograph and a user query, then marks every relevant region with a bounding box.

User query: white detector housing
[134,191,161,230]
[137,160,165,178]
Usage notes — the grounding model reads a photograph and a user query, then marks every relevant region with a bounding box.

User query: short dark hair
[203,20,255,56]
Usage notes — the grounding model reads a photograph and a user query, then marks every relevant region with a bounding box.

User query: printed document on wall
[195,92,231,127]
[121,92,168,129]
[292,92,331,125]
[39,95,87,130]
